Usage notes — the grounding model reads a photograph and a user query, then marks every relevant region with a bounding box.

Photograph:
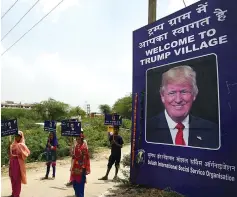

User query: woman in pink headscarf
[9,131,30,197]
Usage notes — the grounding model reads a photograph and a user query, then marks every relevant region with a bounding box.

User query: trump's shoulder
[190,115,218,128]
[146,112,166,125]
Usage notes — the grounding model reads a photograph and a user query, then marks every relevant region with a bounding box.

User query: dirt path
[1,145,131,197]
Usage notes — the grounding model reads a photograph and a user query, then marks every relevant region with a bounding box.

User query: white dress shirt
[164,110,189,145]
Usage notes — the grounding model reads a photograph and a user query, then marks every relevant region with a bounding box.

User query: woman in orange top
[9,131,30,197]
[71,133,90,197]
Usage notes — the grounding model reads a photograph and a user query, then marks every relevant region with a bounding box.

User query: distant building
[5,101,14,104]
[1,101,33,109]
[90,112,103,118]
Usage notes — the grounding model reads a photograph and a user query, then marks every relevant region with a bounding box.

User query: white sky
[1,0,199,112]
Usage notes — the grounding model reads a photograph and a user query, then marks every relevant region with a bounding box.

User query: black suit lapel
[147,112,175,144]
[157,112,173,144]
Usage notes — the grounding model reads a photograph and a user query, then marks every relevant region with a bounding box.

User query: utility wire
[182,0,187,7]
[1,0,19,19]
[1,0,41,41]
[1,0,65,56]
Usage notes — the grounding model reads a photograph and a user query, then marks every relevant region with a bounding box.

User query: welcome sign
[131,1,237,196]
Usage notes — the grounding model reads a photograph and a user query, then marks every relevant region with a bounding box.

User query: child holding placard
[42,131,58,179]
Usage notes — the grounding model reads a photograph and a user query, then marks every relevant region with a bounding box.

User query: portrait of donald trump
[146,65,219,149]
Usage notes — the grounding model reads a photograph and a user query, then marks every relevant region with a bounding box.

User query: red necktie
[175,123,186,145]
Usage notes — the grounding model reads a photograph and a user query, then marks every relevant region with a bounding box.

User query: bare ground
[1,146,130,197]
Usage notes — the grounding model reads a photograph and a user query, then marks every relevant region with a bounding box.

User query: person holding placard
[66,129,88,187]
[9,131,30,197]
[42,131,58,179]
[70,133,90,197]
[98,126,124,181]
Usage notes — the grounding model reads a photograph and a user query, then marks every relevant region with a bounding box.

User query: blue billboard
[44,120,57,132]
[131,1,237,197]
[1,119,18,137]
[61,121,81,137]
[104,114,122,126]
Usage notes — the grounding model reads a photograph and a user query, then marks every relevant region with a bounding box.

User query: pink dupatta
[10,131,30,184]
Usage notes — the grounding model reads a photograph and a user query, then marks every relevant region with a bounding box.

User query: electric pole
[148,0,157,24]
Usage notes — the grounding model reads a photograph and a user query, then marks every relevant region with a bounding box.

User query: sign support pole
[148,0,157,24]
[9,135,12,143]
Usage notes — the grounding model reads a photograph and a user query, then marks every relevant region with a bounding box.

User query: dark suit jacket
[146,112,219,149]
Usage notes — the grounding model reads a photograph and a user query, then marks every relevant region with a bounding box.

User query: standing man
[98,126,124,180]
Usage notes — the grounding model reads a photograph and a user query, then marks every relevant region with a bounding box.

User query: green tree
[1,108,41,121]
[99,104,112,114]
[112,94,132,119]
[69,106,86,118]
[33,98,69,120]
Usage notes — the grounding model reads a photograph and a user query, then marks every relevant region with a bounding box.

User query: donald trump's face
[161,82,196,123]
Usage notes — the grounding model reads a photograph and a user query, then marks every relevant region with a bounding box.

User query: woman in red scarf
[71,133,90,197]
[9,131,30,197]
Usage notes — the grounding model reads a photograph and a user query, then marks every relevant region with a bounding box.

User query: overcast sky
[1,0,199,112]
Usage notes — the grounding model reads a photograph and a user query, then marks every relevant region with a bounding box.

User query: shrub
[1,110,131,166]
[121,119,132,129]
[1,108,42,122]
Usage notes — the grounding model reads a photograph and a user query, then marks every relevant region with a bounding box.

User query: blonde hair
[160,65,198,96]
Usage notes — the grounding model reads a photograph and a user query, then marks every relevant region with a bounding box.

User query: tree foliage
[1,96,132,166]
[113,94,132,119]
[1,109,131,166]
[99,104,112,114]
[32,98,70,120]
[1,108,41,121]
[69,106,86,118]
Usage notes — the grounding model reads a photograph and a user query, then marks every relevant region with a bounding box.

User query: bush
[1,110,131,166]
[120,153,131,184]
[121,119,132,129]
[1,108,42,122]
[122,153,131,167]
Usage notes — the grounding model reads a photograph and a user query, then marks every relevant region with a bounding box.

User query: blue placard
[104,114,122,126]
[61,121,81,137]
[44,120,57,132]
[1,119,18,137]
[131,1,237,197]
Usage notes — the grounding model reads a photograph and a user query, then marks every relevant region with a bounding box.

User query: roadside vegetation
[1,96,132,166]
[1,95,184,196]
